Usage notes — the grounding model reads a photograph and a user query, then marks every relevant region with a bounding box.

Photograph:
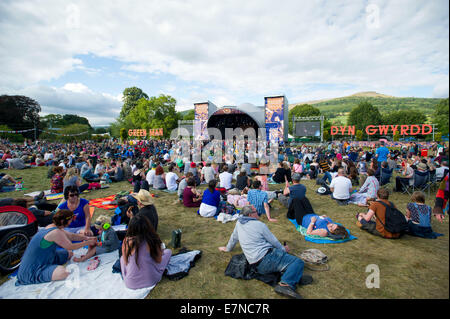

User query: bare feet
[73,255,87,262]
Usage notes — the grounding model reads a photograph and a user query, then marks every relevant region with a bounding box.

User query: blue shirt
[247,189,268,215]
[202,189,221,208]
[376,146,389,162]
[302,214,333,233]
[57,198,89,228]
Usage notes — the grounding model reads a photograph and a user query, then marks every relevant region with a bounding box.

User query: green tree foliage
[432,98,449,136]
[0,95,41,139]
[182,109,195,120]
[119,87,149,120]
[356,130,363,141]
[382,110,427,125]
[393,131,400,141]
[41,114,92,129]
[323,130,330,141]
[58,124,91,143]
[0,125,25,143]
[289,104,321,134]
[347,101,383,137]
[435,132,442,142]
[120,128,128,141]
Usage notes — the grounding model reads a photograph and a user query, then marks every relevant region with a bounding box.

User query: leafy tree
[289,104,321,134]
[127,94,179,138]
[0,95,41,139]
[347,101,383,137]
[323,130,330,141]
[435,132,442,142]
[120,128,128,141]
[58,124,91,143]
[356,130,363,141]
[0,125,25,143]
[119,87,149,120]
[182,109,195,121]
[393,131,400,141]
[432,98,449,136]
[382,110,427,125]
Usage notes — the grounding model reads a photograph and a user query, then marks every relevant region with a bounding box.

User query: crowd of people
[0,137,449,299]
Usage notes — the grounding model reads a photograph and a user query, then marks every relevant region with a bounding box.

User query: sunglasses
[69,193,79,197]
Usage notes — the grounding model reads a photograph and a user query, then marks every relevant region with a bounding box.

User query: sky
[0,0,448,126]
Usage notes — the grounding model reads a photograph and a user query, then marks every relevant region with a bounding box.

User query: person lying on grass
[288,197,349,239]
[16,209,97,285]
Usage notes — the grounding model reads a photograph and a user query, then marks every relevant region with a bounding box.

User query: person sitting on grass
[183,177,202,208]
[405,191,441,239]
[218,205,313,299]
[247,180,277,222]
[16,209,97,285]
[0,173,18,191]
[356,188,402,239]
[72,215,121,262]
[177,172,193,203]
[120,213,172,290]
[50,166,65,194]
[131,189,159,232]
[56,185,94,236]
[329,168,353,206]
[198,179,221,217]
[349,168,379,207]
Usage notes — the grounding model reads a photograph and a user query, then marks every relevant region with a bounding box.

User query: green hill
[290,92,443,124]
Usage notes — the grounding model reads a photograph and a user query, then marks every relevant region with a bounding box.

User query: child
[73,215,120,264]
[405,191,439,239]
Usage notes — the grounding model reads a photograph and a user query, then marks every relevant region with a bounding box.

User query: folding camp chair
[412,171,431,197]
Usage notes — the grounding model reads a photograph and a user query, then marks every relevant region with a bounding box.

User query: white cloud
[0,0,448,118]
[8,84,122,126]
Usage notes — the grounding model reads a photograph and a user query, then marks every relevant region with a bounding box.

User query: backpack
[297,249,329,271]
[377,201,408,234]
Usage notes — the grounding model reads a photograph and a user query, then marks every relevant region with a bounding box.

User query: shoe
[34,191,45,201]
[299,274,313,286]
[274,284,303,299]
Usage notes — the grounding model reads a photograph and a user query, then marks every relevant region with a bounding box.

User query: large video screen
[295,121,321,137]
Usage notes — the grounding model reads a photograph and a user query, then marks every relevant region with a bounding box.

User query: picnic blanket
[89,195,117,210]
[0,248,153,299]
[288,218,357,244]
[45,193,64,201]
[24,190,52,198]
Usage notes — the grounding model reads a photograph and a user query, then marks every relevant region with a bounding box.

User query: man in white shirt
[436,161,449,181]
[146,163,156,187]
[201,162,216,183]
[219,165,234,190]
[165,164,179,191]
[329,168,353,205]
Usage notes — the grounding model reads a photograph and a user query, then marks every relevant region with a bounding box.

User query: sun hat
[317,187,327,194]
[94,215,111,230]
[131,189,154,206]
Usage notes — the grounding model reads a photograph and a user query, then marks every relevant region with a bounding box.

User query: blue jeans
[323,171,332,183]
[256,248,304,290]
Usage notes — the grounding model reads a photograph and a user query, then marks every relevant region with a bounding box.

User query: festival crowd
[0,137,448,299]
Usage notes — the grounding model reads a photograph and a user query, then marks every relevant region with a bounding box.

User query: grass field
[1,166,448,299]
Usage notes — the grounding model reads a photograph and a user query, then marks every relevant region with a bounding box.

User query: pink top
[293,163,303,173]
[256,175,268,191]
[120,241,172,289]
